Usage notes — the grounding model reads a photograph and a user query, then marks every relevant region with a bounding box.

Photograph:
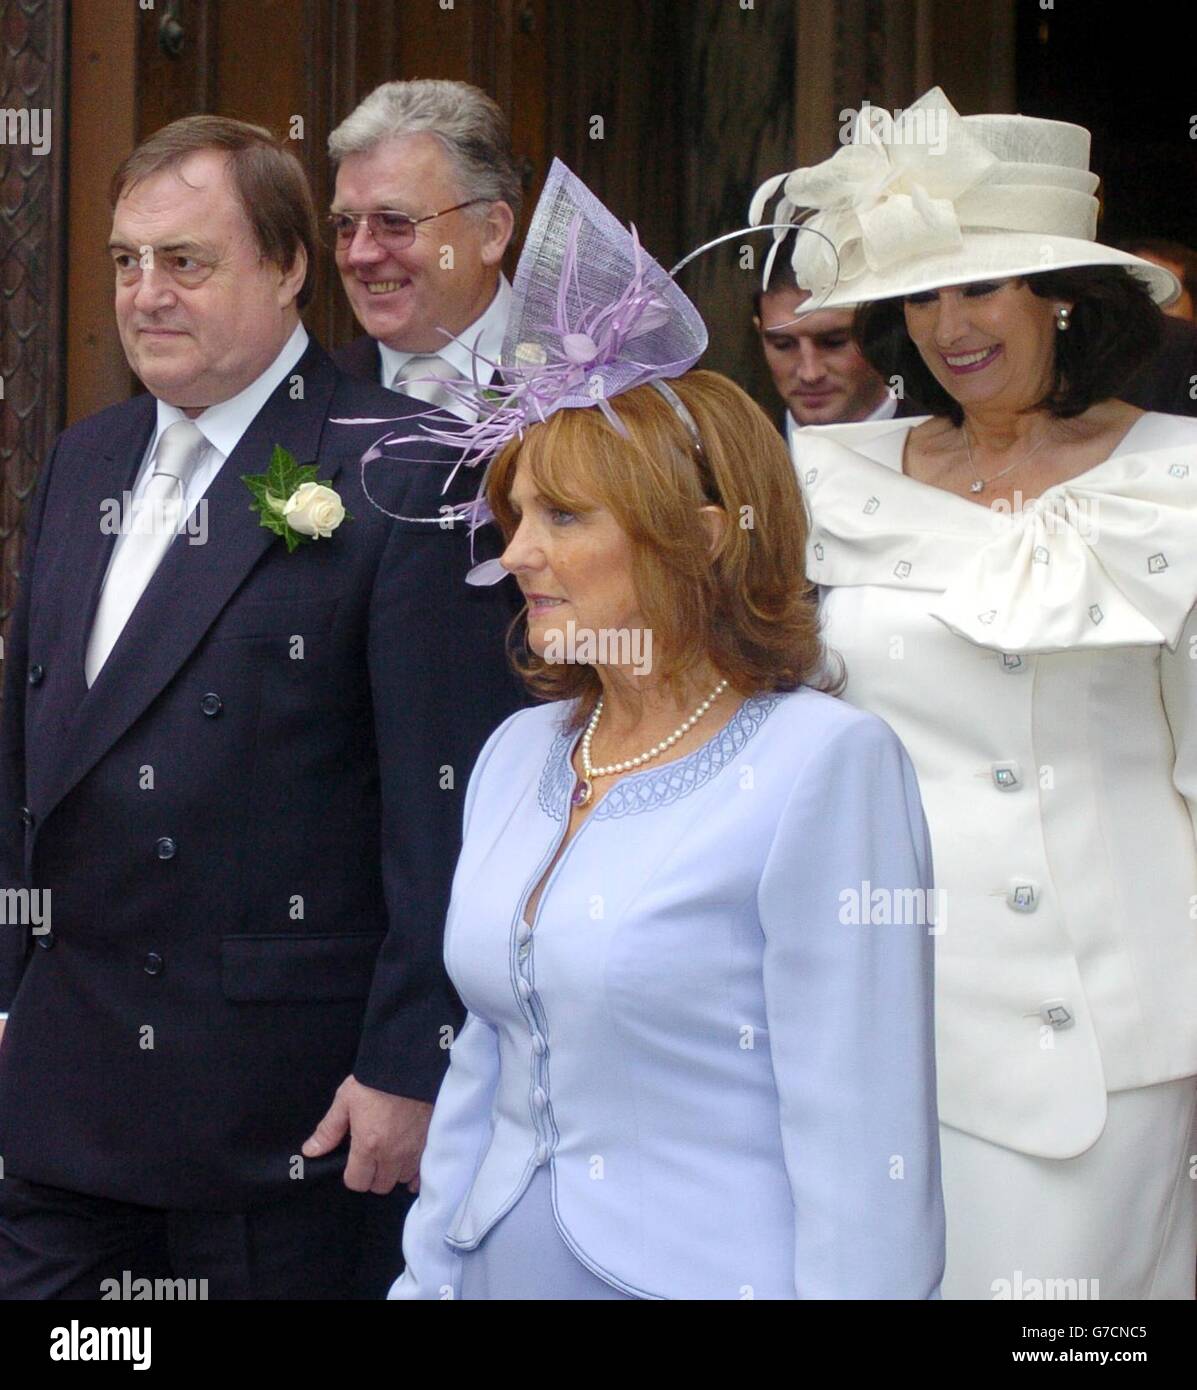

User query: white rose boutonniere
[241,445,352,553]
[283,483,346,538]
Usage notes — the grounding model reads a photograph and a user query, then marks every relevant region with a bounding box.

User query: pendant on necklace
[969,480,984,494]
[571,778,593,808]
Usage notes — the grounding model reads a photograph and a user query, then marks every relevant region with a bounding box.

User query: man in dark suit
[1120,313,1197,417]
[0,116,521,1298]
[326,80,517,402]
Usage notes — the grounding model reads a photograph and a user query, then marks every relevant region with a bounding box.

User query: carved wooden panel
[0,0,67,635]
[676,0,800,404]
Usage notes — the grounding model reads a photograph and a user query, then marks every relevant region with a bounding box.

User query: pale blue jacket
[392,688,945,1299]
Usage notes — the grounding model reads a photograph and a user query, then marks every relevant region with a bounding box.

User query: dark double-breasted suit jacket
[0,339,523,1210]
[334,334,386,384]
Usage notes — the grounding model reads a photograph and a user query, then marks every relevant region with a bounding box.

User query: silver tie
[391,354,466,416]
[84,419,207,686]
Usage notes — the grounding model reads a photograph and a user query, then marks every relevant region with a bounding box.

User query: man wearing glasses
[329,79,519,417]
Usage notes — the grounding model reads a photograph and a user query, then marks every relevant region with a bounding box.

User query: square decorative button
[1008,883,1037,912]
[1000,653,1025,672]
[863,496,880,515]
[893,560,911,579]
[1147,553,1168,574]
[1168,463,1189,478]
[1088,604,1104,625]
[991,762,1021,790]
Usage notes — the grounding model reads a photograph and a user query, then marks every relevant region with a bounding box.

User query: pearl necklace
[571,678,730,808]
[962,421,1053,494]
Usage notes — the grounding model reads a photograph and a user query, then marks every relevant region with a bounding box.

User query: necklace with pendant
[571,678,730,808]
[963,420,1053,494]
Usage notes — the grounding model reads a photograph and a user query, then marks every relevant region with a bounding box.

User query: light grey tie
[84,419,207,686]
[392,354,466,416]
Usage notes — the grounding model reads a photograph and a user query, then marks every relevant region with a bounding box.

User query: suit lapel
[40,343,342,821]
[60,397,158,708]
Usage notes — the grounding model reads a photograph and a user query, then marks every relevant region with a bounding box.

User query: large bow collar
[801,431,1197,654]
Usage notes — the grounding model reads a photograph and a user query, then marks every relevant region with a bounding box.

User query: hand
[302,1076,433,1195]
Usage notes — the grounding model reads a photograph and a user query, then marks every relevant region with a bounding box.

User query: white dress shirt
[101,322,310,589]
[379,276,511,422]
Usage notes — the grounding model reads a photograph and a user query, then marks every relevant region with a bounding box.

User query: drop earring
[1055,305,1071,331]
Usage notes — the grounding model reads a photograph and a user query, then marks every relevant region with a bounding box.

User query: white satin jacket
[391,689,945,1299]
[797,412,1197,1158]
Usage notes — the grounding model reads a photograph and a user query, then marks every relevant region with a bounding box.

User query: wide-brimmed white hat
[750,87,1180,311]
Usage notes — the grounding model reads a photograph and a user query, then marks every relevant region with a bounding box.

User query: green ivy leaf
[241,444,351,553]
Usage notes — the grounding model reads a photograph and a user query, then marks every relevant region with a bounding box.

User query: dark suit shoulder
[333,334,382,383]
[51,393,155,452]
[1121,315,1197,415]
[326,367,486,519]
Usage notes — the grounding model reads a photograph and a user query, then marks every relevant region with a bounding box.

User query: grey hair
[328,79,522,222]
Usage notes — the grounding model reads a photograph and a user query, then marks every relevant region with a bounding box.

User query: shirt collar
[864,392,899,422]
[152,321,310,459]
[378,275,511,388]
[785,388,899,444]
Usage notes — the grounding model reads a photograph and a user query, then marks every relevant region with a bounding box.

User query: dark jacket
[333,333,385,384]
[1120,315,1197,416]
[0,339,524,1208]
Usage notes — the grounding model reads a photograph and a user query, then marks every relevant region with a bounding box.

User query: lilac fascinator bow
[336,159,832,584]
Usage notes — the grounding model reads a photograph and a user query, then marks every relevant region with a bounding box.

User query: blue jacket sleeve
[757,711,945,1298]
[387,1008,501,1299]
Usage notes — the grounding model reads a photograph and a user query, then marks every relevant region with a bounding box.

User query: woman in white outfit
[754,87,1197,1299]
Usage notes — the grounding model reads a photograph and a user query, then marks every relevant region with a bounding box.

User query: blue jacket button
[200,693,223,717]
[143,952,165,976]
[155,837,177,860]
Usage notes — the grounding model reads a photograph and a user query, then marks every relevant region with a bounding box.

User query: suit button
[516,977,532,1000]
[35,929,55,950]
[534,1143,550,1166]
[143,952,165,976]
[155,837,177,860]
[991,761,1021,791]
[1039,1000,1074,1029]
[532,1086,548,1111]
[18,805,34,827]
[200,693,223,717]
[27,664,44,686]
[1007,881,1039,913]
[531,1032,546,1055]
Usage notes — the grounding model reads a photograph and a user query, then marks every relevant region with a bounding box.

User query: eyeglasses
[327,200,488,250]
